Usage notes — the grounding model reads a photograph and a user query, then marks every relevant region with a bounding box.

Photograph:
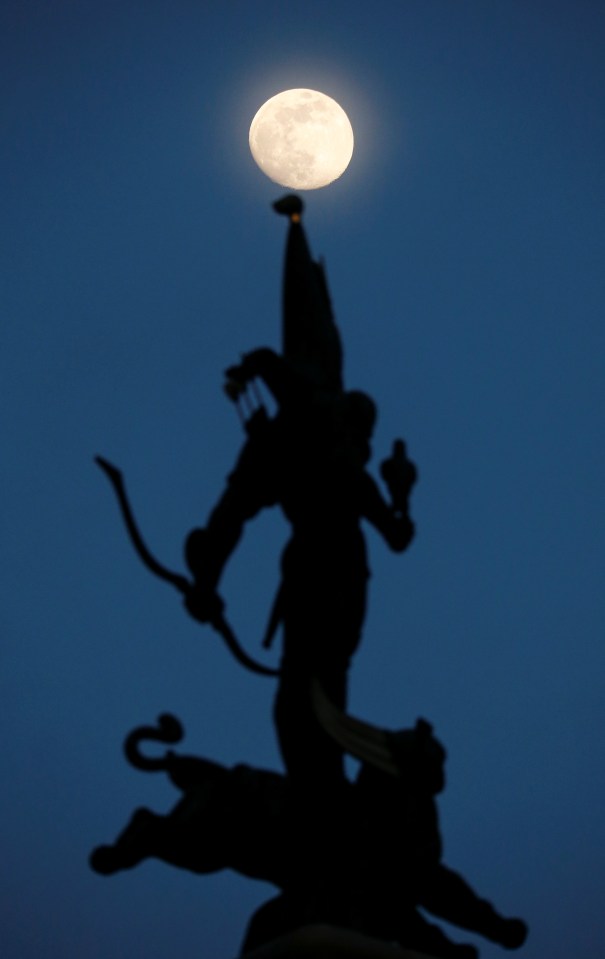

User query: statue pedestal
[240,925,438,959]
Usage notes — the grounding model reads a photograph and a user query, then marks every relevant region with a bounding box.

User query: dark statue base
[237,924,443,959]
[90,699,527,959]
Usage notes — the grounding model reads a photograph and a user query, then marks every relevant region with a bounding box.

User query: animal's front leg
[89,807,165,875]
[395,908,479,959]
[420,865,528,950]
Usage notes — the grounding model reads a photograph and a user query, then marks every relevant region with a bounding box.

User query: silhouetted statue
[92,196,529,958]
[90,686,527,959]
[184,195,417,783]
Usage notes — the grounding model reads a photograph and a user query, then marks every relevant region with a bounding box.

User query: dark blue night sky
[2,3,604,957]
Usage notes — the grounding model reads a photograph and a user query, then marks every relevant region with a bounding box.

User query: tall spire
[274,195,343,392]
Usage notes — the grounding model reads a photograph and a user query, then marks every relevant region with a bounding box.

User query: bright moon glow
[249,89,354,190]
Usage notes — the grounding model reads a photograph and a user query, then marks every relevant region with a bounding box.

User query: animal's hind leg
[89,807,165,875]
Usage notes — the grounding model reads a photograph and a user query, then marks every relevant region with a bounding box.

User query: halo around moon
[249,89,354,190]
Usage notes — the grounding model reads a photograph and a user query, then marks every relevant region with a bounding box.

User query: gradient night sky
[2,3,604,958]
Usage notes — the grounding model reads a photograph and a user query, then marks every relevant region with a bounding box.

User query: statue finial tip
[272,194,304,219]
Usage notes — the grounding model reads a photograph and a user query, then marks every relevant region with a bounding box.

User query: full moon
[249,89,354,190]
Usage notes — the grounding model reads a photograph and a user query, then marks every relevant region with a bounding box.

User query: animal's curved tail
[123,713,184,771]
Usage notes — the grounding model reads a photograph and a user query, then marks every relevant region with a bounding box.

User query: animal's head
[311,681,446,796]
[384,719,446,795]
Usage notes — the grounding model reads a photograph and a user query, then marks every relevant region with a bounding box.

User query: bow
[95,456,279,678]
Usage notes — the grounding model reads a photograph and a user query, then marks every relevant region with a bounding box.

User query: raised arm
[361,439,417,552]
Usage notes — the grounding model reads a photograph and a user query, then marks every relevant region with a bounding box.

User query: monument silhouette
[91,196,528,959]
